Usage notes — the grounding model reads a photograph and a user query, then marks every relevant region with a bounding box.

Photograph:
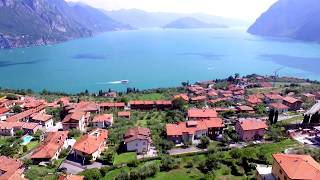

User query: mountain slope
[164,17,227,29]
[0,0,130,48]
[248,0,320,41]
[104,9,247,28]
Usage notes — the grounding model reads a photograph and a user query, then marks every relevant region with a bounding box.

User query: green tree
[160,155,178,171]
[199,136,210,149]
[274,110,279,124]
[268,109,275,125]
[15,130,24,137]
[23,145,28,153]
[172,98,187,111]
[12,105,22,113]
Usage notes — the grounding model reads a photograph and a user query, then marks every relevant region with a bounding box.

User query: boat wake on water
[96,80,129,85]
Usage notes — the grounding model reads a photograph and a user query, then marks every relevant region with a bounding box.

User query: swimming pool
[21,135,33,145]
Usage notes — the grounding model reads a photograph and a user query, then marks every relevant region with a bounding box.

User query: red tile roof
[269,103,289,110]
[236,105,254,111]
[237,118,268,131]
[174,94,189,101]
[246,95,262,104]
[124,127,151,143]
[303,93,316,98]
[118,111,131,117]
[155,100,172,105]
[207,90,218,97]
[99,102,125,108]
[166,118,224,136]
[32,113,53,122]
[73,129,108,155]
[0,156,24,180]
[265,93,283,100]
[31,131,68,159]
[0,107,10,114]
[129,100,155,105]
[273,153,320,180]
[0,122,40,130]
[6,104,46,122]
[188,108,217,119]
[282,96,301,104]
[191,96,206,101]
[62,111,85,123]
[92,114,113,123]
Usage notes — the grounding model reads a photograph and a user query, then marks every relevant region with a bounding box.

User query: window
[136,143,138,147]
[143,142,146,145]
[279,169,282,174]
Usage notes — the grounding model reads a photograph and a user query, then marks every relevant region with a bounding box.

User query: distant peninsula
[164,17,228,29]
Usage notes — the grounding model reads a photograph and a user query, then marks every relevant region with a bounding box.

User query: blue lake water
[0,28,320,93]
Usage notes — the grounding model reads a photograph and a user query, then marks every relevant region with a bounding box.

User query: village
[0,74,320,180]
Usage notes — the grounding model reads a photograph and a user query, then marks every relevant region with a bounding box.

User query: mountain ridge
[248,0,320,42]
[0,0,131,49]
[164,17,227,29]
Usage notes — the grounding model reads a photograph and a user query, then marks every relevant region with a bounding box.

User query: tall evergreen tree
[269,109,275,125]
[274,110,279,124]
[303,115,310,124]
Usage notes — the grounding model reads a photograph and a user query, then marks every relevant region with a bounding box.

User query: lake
[1,28,320,93]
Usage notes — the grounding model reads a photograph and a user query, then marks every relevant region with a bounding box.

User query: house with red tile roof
[73,128,108,162]
[272,153,320,180]
[129,101,155,110]
[99,102,125,111]
[166,118,224,144]
[62,111,86,132]
[246,95,263,107]
[31,113,54,130]
[118,111,131,119]
[235,118,268,141]
[0,107,10,121]
[92,114,113,129]
[269,103,289,113]
[0,156,25,180]
[236,105,255,114]
[174,94,189,102]
[6,104,46,122]
[207,90,219,99]
[66,102,99,114]
[124,127,152,154]
[58,175,84,180]
[31,131,69,162]
[188,108,218,121]
[0,122,41,136]
[58,97,70,106]
[282,96,302,111]
[264,93,283,104]
[196,80,215,88]
[302,93,316,103]
[190,96,207,103]
[155,100,172,110]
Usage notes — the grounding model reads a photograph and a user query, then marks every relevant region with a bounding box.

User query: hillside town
[0,74,320,180]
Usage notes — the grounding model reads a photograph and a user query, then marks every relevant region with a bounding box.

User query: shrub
[82,168,102,180]
[199,136,210,149]
[160,155,178,171]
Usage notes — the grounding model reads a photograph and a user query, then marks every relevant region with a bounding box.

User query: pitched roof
[32,113,53,122]
[6,104,46,122]
[265,93,283,100]
[31,131,68,159]
[303,93,316,98]
[62,111,85,123]
[124,127,151,143]
[273,153,320,180]
[155,100,172,105]
[99,102,125,108]
[246,95,263,104]
[269,103,289,110]
[73,129,108,155]
[174,94,189,101]
[118,111,131,117]
[191,96,206,101]
[236,105,254,111]
[282,96,301,104]
[188,108,217,119]
[92,114,113,123]
[166,118,224,136]
[0,156,24,180]
[0,121,40,130]
[0,107,10,114]
[237,118,268,131]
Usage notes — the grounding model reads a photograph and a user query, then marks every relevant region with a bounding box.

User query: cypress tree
[303,115,310,124]
[269,109,275,125]
[274,110,279,124]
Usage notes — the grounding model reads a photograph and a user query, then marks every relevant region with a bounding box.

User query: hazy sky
[66,0,278,21]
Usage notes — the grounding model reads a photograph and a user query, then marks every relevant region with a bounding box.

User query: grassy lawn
[25,165,56,180]
[0,136,9,146]
[279,115,303,125]
[113,152,137,165]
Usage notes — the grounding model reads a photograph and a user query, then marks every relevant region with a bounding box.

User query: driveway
[59,160,85,174]
[168,146,204,155]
